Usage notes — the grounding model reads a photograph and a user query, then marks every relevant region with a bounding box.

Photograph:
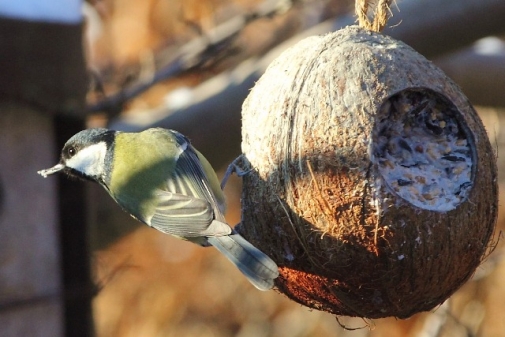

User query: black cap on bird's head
[38,128,116,182]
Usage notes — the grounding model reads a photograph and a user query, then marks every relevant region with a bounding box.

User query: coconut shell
[238,26,497,319]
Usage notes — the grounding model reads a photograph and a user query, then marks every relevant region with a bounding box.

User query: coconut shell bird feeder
[237,21,497,319]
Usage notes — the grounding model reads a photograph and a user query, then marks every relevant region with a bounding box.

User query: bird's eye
[68,147,76,157]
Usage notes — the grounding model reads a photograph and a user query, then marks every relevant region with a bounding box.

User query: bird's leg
[221,154,251,190]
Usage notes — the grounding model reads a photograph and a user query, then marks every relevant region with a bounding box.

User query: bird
[38,127,279,290]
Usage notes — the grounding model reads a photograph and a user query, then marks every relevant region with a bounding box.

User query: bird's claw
[221,155,251,190]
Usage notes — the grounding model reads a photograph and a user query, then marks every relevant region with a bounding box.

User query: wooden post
[0,8,90,336]
[0,105,64,336]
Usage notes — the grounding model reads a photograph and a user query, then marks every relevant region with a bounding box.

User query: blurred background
[1,0,505,336]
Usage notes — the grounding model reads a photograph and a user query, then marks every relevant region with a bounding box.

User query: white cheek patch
[66,142,107,178]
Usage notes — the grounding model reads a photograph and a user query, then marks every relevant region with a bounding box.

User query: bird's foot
[221,154,251,190]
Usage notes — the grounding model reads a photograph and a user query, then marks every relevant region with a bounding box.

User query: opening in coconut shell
[238,26,497,319]
[373,88,475,212]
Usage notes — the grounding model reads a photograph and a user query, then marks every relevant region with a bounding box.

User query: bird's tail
[207,233,279,291]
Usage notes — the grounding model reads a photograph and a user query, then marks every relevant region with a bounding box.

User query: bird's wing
[149,133,231,238]
[171,132,224,216]
[149,190,230,238]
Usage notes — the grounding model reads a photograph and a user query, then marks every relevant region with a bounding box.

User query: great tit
[38,127,279,290]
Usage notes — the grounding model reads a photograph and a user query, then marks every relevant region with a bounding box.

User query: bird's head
[38,128,116,183]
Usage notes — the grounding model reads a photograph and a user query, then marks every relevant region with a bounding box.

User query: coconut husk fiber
[238,25,497,319]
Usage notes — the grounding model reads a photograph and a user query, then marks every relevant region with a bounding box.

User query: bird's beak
[37,163,66,178]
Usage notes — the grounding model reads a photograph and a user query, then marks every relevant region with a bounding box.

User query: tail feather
[207,233,279,291]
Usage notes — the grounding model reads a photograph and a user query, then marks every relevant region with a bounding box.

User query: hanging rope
[355,0,393,32]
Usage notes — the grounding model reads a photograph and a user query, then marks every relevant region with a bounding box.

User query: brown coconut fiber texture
[238,26,497,319]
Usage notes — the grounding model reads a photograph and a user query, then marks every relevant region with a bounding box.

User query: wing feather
[148,132,230,238]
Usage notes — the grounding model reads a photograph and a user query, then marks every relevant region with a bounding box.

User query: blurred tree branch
[87,0,305,115]
[434,43,505,108]
[383,0,505,58]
